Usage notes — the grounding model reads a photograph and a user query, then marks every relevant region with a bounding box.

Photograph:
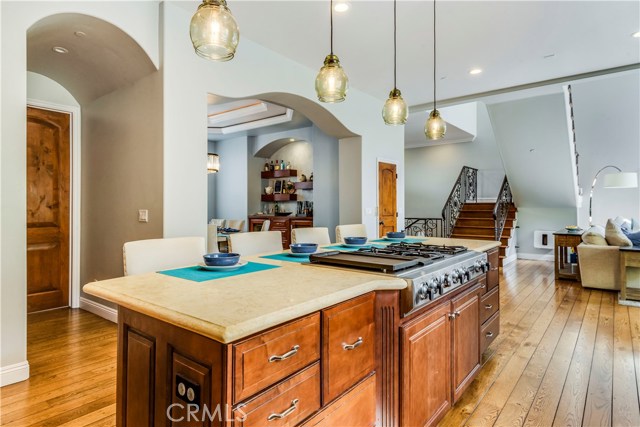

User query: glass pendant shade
[315,54,349,103]
[425,109,447,140]
[382,89,408,125]
[190,0,239,61]
[207,153,220,173]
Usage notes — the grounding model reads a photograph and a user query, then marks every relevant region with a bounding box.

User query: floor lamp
[588,165,638,225]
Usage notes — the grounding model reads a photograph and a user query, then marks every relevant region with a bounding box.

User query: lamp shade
[190,0,239,61]
[425,109,446,140]
[315,54,349,103]
[603,172,638,188]
[382,89,408,125]
[208,153,220,173]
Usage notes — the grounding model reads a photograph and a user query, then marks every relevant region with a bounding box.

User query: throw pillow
[605,219,632,247]
[622,229,640,246]
[632,217,640,232]
[613,216,632,231]
[582,226,608,245]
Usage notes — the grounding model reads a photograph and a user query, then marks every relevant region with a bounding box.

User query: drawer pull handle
[486,331,494,338]
[342,337,363,351]
[268,345,299,362]
[485,304,493,310]
[267,399,299,421]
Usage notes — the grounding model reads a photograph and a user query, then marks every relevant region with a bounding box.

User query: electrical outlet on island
[138,209,149,223]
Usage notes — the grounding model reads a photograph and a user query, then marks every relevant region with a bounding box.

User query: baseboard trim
[502,253,518,265]
[1,361,30,386]
[517,252,554,262]
[80,297,118,323]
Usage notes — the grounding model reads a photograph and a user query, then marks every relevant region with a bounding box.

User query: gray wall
[212,136,249,227]
[405,102,505,218]
[81,71,163,301]
[207,140,217,221]
[571,71,640,227]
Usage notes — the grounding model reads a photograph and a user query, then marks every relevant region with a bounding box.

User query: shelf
[294,181,313,190]
[261,194,298,202]
[261,169,298,179]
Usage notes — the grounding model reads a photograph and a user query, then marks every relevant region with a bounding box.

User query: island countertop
[83,237,499,344]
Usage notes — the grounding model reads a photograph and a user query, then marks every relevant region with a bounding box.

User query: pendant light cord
[393,0,397,90]
[433,0,437,111]
[330,0,334,55]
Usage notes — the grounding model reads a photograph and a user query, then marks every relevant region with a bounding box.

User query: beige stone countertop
[83,255,406,344]
[420,237,501,252]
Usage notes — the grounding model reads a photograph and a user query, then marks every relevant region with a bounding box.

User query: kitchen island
[84,237,500,427]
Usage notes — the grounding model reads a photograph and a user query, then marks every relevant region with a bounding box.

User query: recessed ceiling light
[74,31,86,38]
[469,68,482,75]
[632,31,640,38]
[52,46,68,54]
[334,2,350,13]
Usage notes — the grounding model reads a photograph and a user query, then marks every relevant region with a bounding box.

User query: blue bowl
[290,243,318,254]
[203,253,240,266]
[387,231,406,239]
[344,236,367,245]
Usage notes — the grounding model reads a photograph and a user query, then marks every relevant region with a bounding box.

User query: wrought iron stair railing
[493,176,513,241]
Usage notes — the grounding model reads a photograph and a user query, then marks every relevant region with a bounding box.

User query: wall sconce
[208,153,220,174]
[589,165,638,225]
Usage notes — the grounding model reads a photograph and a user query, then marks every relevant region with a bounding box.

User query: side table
[553,230,583,281]
[619,246,640,302]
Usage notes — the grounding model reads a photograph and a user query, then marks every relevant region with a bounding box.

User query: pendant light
[425,0,446,139]
[382,0,408,125]
[315,0,349,103]
[190,0,239,61]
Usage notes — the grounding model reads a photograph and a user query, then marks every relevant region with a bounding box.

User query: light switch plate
[138,209,149,222]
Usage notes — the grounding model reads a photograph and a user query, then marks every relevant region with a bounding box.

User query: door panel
[378,162,397,237]
[26,106,71,312]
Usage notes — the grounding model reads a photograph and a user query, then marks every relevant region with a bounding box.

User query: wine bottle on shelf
[280,159,285,170]
[275,160,280,171]
[286,161,291,170]
[269,160,274,171]
[274,202,280,213]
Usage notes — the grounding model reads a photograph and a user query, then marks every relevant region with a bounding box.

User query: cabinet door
[124,330,155,427]
[452,285,481,402]
[322,293,375,404]
[486,248,500,291]
[400,302,452,427]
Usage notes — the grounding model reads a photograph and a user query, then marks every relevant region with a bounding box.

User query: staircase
[451,202,517,266]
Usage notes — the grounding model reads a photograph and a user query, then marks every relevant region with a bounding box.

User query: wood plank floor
[1,260,638,426]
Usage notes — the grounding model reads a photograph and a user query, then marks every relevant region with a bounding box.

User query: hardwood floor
[1,260,638,426]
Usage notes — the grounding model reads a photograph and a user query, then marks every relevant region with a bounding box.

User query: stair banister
[441,166,478,237]
[492,176,513,241]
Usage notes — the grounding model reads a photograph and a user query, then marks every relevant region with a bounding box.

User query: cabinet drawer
[234,362,321,427]
[480,287,499,324]
[322,293,375,403]
[300,374,376,427]
[233,313,320,403]
[480,311,500,353]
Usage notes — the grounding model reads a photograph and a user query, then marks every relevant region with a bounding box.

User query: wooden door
[378,162,397,237]
[26,106,71,312]
[451,285,481,402]
[400,302,452,427]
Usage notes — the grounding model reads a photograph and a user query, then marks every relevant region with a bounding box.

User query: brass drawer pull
[267,399,299,421]
[454,310,461,317]
[268,345,299,362]
[486,331,494,338]
[485,304,493,310]
[342,337,363,351]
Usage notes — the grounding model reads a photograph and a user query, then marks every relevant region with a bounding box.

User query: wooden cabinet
[124,330,155,426]
[232,313,320,402]
[451,286,482,402]
[481,312,500,353]
[486,247,500,292]
[480,286,499,324]
[401,302,452,427]
[248,216,313,248]
[553,230,582,282]
[481,247,501,355]
[322,293,375,403]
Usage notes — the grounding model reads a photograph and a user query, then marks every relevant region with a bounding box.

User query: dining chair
[207,224,222,253]
[123,236,205,276]
[335,224,368,243]
[209,218,225,227]
[261,219,271,232]
[229,231,283,256]
[291,227,331,245]
[225,219,245,231]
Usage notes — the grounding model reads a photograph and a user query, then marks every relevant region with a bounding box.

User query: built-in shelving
[261,169,298,179]
[294,181,313,190]
[261,194,298,202]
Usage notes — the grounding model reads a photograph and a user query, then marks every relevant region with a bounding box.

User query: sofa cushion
[613,216,632,231]
[605,219,632,247]
[582,226,608,245]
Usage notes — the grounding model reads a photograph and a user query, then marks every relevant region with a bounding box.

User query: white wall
[161,2,404,243]
[571,71,640,227]
[207,140,217,221]
[515,207,576,258]
[27,72,80,107]
[405,102,505,218]
[213,136,249,227]
[0,0,160,385]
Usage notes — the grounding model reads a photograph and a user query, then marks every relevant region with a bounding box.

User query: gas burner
[357,245,446,260]
[419,244,468,255]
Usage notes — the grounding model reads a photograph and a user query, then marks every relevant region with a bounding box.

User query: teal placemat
[260,253,310,263]
[370,237,427,243]
[158,262,280,282]
[323,244,385,252]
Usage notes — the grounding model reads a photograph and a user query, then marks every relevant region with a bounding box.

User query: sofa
[577,217,639,290]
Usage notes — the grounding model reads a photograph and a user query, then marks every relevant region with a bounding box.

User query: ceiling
[185,1,639,146]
